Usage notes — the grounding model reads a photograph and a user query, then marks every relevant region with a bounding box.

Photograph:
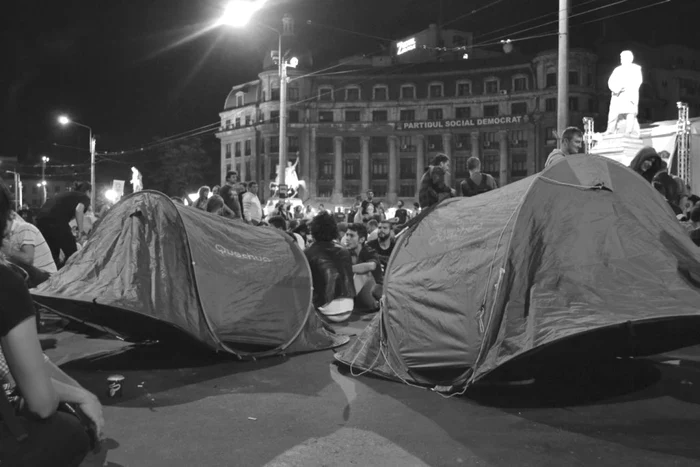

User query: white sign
[112,180,125,196]
[397,37,417,55]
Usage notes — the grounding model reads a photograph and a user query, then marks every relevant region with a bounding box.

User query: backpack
[461,174,492,197]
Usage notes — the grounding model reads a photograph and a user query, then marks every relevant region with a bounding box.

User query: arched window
[318,86,334,102]
[455,80,472,97]
[428,81,444,98]
[373,85,389,101]
[483,77,500,94]
[511,74,529,92]
[400,84,416,99]
[345,86,361,101]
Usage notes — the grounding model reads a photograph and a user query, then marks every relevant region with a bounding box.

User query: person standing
[218,171,242,219]
[544,127,584,168]
[460,157,498,197]
[418,154,456,209]
[393,200,409,225]
[242,182,263,225]
[35,181,91,268]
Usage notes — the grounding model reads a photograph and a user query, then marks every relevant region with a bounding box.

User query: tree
[146,136,216,197]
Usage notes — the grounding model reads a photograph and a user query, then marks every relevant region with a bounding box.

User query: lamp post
[58,115,96,210]
[557,0,569,142]
[41,156,49,204]
[218,1,297,198]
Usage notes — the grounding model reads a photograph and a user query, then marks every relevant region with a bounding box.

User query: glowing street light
[57,114,96,210]
[218,2,296,199]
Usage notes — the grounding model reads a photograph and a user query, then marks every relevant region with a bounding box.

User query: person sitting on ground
[392,200,409,226]
[268,215,304,249]
[418,153,456,209]
[544,126,583,168]
[461,156,498,197]
[2,211,57,275]
[343,223,382,312]
[0,179,104,466]
[366,220,395,276]
[652,171,684,216]
[629,146,665,184]
[193,186,210,210]
[304,212,356,323]
[35,181,92,268]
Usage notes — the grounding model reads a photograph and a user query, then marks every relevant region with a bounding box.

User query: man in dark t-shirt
[393,200,408,225]
[366,220,395,282]
[218,171,242,219]
[36,185,91,267]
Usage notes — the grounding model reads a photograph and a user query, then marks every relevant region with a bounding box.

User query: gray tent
[336,154,700,390]
[33,191,348,357]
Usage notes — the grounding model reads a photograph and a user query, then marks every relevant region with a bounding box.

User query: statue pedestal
[592,134,644,167]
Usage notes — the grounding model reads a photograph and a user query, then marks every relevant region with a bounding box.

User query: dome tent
[32,191,348,357]
[335,154,700,391]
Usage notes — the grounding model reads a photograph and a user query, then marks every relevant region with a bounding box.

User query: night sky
[1,0,696,182]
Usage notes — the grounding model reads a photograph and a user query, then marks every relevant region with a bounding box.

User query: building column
[333,136,344,203]
[361,136,370,193]
[388,135,398,204]
[498,130,509,187]
[442,132,453,187]
[240,141,247,183]
[527,125,537,175]
[309,128,317,200]
[300,128,310,199]
[471,132,480,161]
[250,133,258,182]
[415,134,425,198]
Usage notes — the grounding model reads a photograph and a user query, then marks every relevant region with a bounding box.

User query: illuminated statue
[270,158,306,198]
[130,166,143,192]
[605,50,643,137]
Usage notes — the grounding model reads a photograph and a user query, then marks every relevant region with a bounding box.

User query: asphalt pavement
[38,315,700,467]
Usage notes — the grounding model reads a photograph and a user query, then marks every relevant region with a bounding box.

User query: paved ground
[39,315,700,467]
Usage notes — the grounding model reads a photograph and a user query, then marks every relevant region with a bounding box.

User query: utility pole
[557,0,569,143]
[41,156,49,205]
[90,132,96,211]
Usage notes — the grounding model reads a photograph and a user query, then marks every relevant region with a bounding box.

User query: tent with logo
[32,191,348,357]
[335,154,700,390]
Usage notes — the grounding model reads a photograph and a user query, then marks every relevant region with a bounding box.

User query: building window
[317,137,334,154]
[245,140,251,155]
[399,158,416,178]
[513,76,528,92]
[225,119,231,129]
[400,109,415,121]
[455,133,471,150]
[288,110,299,123]
[511,130,527,148]
[484,78,499,94]
[429,83,444,98]
[288,87,299,100]
[318,159,334,179]
[236,95,244,107]
[511,153,527,177]
[226,163,232,173]
[483,105,499,117]
[511,102,527,115]
[270,110,280,122]
[317,183,333,198]
[427,135,443,151]
[245,161,251,181]
[545,126,557,145]
[399,136,415,152]
[288,136,299,152]
[371,182,387,197]
[245,115,251,126]
[456,81,471,96]
[427,108,443,120]
[401,85,415,99]
[345,110,361,122]
[373,86,388,101]
[371,159,388,179]
[346,87,360,101]
[372,110,388,122]
[482,153,499,179]
[568,71,579,86]
[483,131,497,149]
[343,180,361,198]
[235,117,241,127]
[270,138,279,152]
[344,158,360,180]
[456,107,471,119]
[319,87,334,101]
[235,142,241,157]
[399,182,416,197]
[546,72,557,87]
[319,111,334,122]
[454,156,469,177]
[586,73,593,87]
[271,88,280,101]
[225,143,232,159]
[545,98,557,112]
[568,96,579,111]
[370,136,388,153]
[262,90,266,102]
[341,137,359,153]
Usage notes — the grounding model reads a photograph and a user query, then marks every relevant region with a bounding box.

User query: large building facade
[216,20,599,207]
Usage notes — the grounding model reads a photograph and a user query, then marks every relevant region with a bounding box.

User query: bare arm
[2,317,59,418]
[75,203,86,233]
[352,262,376,274]
[1,244,34,265]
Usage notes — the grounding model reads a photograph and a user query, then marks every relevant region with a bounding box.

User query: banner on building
[112,180,125,196]
[395,114,529,131]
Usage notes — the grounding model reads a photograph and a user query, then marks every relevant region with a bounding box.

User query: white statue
[605,50,643,137]
[130,166,143,192]
[270,158,306,198]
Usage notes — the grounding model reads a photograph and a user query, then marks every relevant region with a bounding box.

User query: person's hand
[79,393,105,441]
[450,188,457,197]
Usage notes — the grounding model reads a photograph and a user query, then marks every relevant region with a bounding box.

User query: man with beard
[366,220,394,277]
[343,223,382,312]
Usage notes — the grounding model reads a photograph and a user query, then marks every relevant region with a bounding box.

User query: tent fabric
[336,154,700,389]
[32,191,348,357]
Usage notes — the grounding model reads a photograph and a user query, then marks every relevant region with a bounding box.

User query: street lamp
[218,2,297,198]
[41,156,49,204]
[58,115,96,210]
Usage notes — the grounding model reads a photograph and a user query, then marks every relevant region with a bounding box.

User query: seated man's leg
[354,273,379,312]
